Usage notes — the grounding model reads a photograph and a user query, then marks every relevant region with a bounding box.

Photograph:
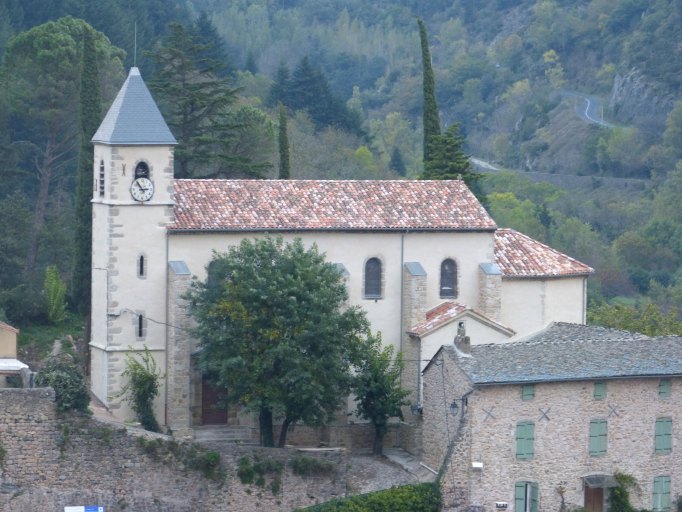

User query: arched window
[98,160,105,197]
[440,259,457,298]
[364,258,382,299]
[134,161,150,179]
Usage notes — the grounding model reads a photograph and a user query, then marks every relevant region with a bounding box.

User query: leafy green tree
[278,103,291,179]
[71,25,101,315]
[389,147,407,176]
[221,105,275,178]
[588,302,682,336]
[417,18,440,163]
[36,356,90,412]
[188,236,369,447]
[353,338,410,456]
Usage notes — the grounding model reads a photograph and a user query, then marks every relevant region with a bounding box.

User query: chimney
[454,321,471,354]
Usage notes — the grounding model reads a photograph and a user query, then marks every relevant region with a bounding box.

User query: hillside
[2,0,682,328]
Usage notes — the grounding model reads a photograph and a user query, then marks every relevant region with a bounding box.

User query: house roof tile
[494,228,594,278]
[442,322,682,384]
[169,179,497,232]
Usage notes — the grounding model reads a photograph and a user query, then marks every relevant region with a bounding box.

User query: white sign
[64,507,104,512]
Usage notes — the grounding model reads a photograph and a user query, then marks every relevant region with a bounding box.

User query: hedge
[296,482,441,512]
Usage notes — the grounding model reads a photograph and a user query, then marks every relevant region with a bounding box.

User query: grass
[18,314,85,366]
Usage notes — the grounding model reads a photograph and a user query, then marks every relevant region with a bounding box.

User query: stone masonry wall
[423,355,682,512]
[0,389,356,512]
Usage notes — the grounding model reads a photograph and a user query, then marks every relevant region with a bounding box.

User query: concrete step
[193,425,256,444]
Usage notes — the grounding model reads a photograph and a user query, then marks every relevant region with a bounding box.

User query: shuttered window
[516,421,535,459]
[515,481,539,512]
[655,418,672,454]
[589,419,607,456]
[521,384,535,401]
[594,381,606,400]
[659,379,671,398]
[652,476,671,512]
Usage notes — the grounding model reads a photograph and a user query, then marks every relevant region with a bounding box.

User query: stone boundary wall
[0,388,352,511]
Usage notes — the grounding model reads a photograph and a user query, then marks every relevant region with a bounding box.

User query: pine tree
[149,23,263,179]
[278,103,290,179]
[418,18,441,163]
[72,26,101,314]
[421,124,482,199]
[389,147,407,176]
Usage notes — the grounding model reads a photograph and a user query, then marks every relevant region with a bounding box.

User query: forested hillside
[2,0,682,332]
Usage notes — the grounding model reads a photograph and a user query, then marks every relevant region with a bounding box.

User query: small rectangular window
[594,381,606,400]
[589,419,607,456]
[516,421,535,459]
[653,476,671,512]
[655,418,672,454]
[521,384,535,401]
[659,379,671,398]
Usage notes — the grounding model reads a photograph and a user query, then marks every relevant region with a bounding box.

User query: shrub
[297,482,442,511]
[238,455,284,494]
[35,357,90,412]
[43,265,67,325]
[291,455,336,476]
[119,347,162,432]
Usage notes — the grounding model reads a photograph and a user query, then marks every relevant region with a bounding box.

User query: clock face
[130,177,154,202]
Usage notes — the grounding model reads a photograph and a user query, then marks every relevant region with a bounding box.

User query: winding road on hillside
[562,91,615,128]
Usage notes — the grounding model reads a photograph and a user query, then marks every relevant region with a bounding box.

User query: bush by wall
[296,482,441,511]
[35,357,90,412]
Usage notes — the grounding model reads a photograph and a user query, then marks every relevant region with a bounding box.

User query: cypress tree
[278,103,290,179]
[72,26,101,314]
[418,18,441,163]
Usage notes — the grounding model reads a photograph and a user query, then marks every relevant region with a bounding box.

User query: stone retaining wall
[0,388,353,511]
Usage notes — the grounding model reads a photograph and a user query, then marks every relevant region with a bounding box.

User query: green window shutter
[593,381,606,400]
[659,379,672,398]
[655,418,672,454]
[530,482,539,512]
[515,481,527,512]
[516,422,535,459]
[522,384,535,401]
[589,419,607,456]
[653,476,671,512]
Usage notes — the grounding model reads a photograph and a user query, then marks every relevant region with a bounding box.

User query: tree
[148,22,242,179]
[417,18,440,163]
[71,25,101,315]
[353,338,410,456]
[278,103,291,179]
[188,236,369,447]
[588,302,682,336]
[3,17,124,276]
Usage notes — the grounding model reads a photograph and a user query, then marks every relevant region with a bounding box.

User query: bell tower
[89,67,177,422]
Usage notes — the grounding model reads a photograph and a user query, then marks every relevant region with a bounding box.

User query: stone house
[422,322,682,512]
[89,67,592,446]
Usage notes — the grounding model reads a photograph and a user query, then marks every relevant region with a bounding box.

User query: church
[89,67,592,445]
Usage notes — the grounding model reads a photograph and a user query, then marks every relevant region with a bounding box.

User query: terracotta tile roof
[170,179,497,232]
[409,302,467,336]
[495,228,594,278]
[408,301,514,337]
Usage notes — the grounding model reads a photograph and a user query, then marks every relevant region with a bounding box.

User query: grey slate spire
[92,67,177,145]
